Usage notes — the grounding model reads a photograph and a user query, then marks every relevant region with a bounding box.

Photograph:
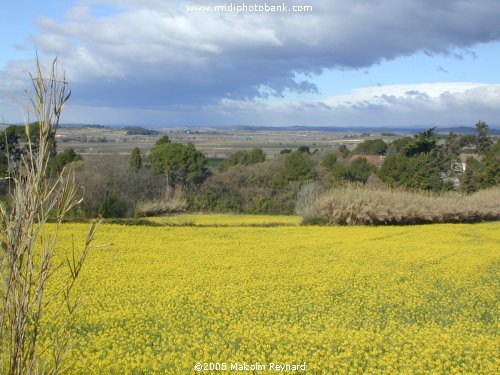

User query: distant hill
[437,126,500,135]
[228,125,500,135]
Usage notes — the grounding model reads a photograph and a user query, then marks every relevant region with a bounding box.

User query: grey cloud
[1,0,500,122]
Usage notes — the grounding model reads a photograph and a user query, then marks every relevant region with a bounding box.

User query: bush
[190,158,302,215]
[295,181,324,218]
[300,185,500,225]
[74,157,166,218]
[330,158,375,184]
[320,152,337,171]
[222,148,266,170]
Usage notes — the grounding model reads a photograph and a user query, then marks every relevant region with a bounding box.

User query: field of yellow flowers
[48,218,498,373]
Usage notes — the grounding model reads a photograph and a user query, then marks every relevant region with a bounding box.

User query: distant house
[443,153,482,188]
[456,153,482,172]
[347,154,386,167]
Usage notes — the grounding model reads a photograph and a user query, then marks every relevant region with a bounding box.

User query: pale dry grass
[135,188,188,216]
[300,185,500,225]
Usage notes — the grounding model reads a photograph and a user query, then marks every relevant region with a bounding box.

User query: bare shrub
[295,181,324,220]
[0,58,103,373]
[302,184,500,225]
[74,156,166,217]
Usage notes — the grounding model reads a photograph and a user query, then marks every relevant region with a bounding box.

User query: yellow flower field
[46,219,498,373]
[147,213,301,226]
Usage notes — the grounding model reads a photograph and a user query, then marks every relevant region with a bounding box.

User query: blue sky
[1,0,499,127]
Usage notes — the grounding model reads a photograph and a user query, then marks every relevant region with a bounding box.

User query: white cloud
[212,83,500,126]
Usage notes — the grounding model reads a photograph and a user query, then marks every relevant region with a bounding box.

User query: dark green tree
[155,135,171,146]
[443,132,461,162]
[48,148,82,175]
[337,145,350,158]
[353,139,387,155]
[460,140,500,192]
[387,137,413,155]
[224,148,266,170]
[297,145,310,154]
[406,154,444,191]
[331,158,375,183]
[320,152,337,171]
[226,150,248,167]
[1,123,58,178]
[149,142,208,186]
[280,151,315,181]
[475,121,493,156]
[380,152,444,191]
[349,158,376,182]
[460,157,482,193]
[404,128,438,157]
[379,153,409,187]
[129,147,142,171]
[458,134,476,148]
[248,148,266,164]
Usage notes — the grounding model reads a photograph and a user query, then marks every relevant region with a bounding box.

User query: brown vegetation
[0,59,102,373]
[299,184,500,225]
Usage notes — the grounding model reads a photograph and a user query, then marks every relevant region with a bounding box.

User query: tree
[331,158,374,184]
[475,121,493,156]
[460,157,482,193]
[149,142,208,186]
[387,137,413,155]
[224,148,265,169]
[405,154,444,191]
[379,152,444,191]
[321,152,337,171]
[379,153,409,187]
[404,128,438,157]
[155,134,171,146]
[353,139,387,155]
[248,148,266,164]
[349,158,375,182]
[458,134,476,148]
[129,147,142,171]
[0,123,57,176]
[280,151,315,181]
[337,145,350,158]
[226,150,247,168]
[482,140,500,186]
[48,147,82,175]
[460,140,500,192]
[297,145,310,154]
[443,132,461,161]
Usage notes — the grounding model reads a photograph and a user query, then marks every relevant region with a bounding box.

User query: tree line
[1,121,498,218]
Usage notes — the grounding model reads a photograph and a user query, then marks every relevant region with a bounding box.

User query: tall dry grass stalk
[0,58,103,373]
[299,184,500,225]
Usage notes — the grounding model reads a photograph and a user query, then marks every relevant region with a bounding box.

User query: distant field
[42,219,498,373]
[56,126,402,158]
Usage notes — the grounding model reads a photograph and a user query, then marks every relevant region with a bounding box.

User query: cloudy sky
[1,0,499,127]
